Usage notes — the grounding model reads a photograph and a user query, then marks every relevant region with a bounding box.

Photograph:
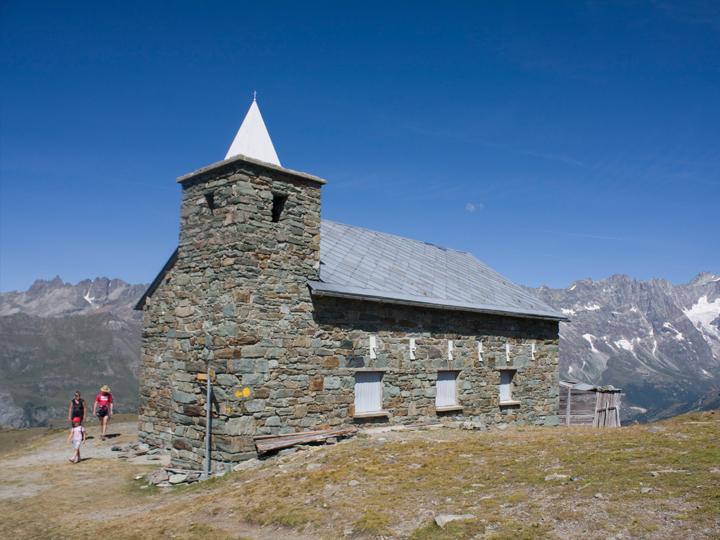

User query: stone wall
[138,264,177,448]
[308,296,560,427]
[138,156,560,471]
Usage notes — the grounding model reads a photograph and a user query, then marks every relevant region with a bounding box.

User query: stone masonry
[137,155,561,471]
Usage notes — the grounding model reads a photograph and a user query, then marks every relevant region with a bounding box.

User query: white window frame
[354,371,386,417]
[436,370,462,411]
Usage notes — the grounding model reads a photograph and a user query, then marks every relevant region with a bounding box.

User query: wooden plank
[254,427,357,453]
[256,432,351,453]
[254,428,342,440]
[560,414,595,425]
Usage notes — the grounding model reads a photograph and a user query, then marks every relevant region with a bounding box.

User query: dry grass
[0,411,718,539]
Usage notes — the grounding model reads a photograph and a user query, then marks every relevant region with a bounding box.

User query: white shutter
[436,371,458,407]
[355,372,383,413]
[499,371,512,402]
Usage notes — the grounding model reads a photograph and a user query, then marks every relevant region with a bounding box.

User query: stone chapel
[135,98,567,470]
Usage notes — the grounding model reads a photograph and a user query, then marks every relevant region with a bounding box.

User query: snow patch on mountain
[83,289,96,306]
[614,338,634,352]
[662,322,685,341]
[582,333,599,353]
[683,295,720,342]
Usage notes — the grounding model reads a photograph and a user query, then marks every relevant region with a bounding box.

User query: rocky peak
[690,272,720,286]
[0,277,147,319]
[27,276,67,294]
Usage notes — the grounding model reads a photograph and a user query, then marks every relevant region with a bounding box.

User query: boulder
[434,514,475,528]
[169,473,188,484]
[232,458,262,472]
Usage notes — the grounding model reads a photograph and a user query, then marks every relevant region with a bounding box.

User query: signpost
[202,367,214,479]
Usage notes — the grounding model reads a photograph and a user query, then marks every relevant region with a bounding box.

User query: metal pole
[203,366,211,479]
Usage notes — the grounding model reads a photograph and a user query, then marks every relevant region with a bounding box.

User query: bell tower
[141,97,327,469]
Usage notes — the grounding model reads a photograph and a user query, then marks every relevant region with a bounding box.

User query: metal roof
[135,220,566,321]
[311,221,566,321]
[134,248,178,310]
[560,380,622,392]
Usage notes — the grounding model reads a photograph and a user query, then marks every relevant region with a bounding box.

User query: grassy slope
[0,412,718,539]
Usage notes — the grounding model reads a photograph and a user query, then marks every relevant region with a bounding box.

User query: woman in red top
[93,385,113,440]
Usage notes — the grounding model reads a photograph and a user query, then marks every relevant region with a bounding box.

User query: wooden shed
[559,380,622,427]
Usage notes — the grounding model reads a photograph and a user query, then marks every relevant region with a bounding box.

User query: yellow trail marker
[235,387,252,399]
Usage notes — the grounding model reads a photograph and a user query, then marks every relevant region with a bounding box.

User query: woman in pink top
[93,384,113,440]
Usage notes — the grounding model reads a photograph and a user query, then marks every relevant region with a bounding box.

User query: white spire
[225,94,281,166]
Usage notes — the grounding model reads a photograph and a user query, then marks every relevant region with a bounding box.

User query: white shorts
[72,441,82,449]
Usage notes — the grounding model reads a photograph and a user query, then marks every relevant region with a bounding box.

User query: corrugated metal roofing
[560,380,621,392]
[311,220,566,321]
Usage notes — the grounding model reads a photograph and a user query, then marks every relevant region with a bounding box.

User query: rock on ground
[434,514,476,528]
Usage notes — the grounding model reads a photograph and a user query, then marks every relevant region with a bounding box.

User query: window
[271,193,287,222]
[354,372,383,415]
[436,371,459,409]
[499,369,518,405]
[204,192,216,213]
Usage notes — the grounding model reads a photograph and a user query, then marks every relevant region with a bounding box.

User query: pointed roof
[225,96,281,166]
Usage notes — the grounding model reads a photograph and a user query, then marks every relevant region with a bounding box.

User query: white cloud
[465,202,483,213]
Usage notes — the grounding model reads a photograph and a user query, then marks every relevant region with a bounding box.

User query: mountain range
[531,272,720,422]
[0,277,145,427]
[0,273,718,427]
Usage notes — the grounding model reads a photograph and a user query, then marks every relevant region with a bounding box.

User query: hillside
[531,272,720,422]
[0,278,144,427]
[0,412,718,539]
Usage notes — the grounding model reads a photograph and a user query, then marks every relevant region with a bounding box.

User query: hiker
[93,385,113,440]
[67,390,86,425]
[67,417,86,463]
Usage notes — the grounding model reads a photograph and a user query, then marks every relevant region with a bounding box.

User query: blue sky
[1,1,718,292]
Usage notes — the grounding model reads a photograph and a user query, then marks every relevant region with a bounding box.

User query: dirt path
[0,421,318,539]
[0,421,166,502]
[2,421,136,467]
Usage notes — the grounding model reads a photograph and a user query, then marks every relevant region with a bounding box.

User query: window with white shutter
[436,371,459,408]
[354,372,383,415]
[498,369,519,405]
